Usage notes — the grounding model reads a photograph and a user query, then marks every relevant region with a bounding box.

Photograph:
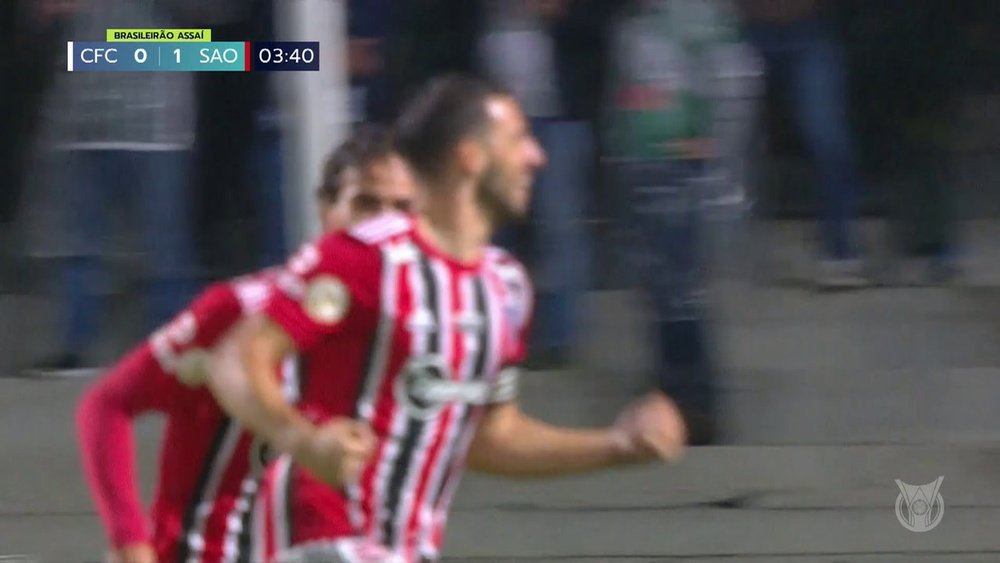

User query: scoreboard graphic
[67,29,319,72]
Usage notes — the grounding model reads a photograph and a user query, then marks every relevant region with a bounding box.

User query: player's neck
[416,187,493,265]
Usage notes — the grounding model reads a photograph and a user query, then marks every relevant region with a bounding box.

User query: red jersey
[259,213,532,562]
[77,270,297,563]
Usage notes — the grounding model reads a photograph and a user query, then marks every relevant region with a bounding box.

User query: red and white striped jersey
[79,268,299,563]
[261,212,532,562]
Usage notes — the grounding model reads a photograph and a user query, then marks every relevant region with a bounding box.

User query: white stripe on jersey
[347,241,404,530]
[215,351,300,560]
[184,423,244,563]
[411,272,481,559]
[420,272,505,559]
[221,477,258,562]
[391,259,456,553]
[357,242,409,420]
[271,456,294,554]
[249,484,267,563]
[370,259,427,539]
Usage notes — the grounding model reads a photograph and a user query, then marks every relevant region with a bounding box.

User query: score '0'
[135,48,147,64]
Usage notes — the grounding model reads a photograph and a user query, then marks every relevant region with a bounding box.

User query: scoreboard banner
[67,29,320,72]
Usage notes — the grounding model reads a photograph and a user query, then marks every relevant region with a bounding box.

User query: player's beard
[475,161,524,230]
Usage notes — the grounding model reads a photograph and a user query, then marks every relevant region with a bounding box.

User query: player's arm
[206,239,376,486]
[466,401,625,476]
[466,391,685,478]
[466,253,684,477]
[208,312,374,488]
[76,348,173,559]
[206,315,314,457]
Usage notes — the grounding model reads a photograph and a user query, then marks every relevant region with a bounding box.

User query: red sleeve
[76,345,178,548]
[188,282,246,349]
[264,234,380,352]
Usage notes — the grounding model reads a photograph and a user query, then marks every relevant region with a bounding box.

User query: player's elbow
[237,316,290,389]
[75,385,98,433]
[75,377,118,446]
[466,403,524,473]
[205,319,253,392]
[205,316,289,407]
[75,374,113,426]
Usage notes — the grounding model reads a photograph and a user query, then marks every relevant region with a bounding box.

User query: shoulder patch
[304,275,351,325]
[348,212,412,245]
[484,245,533,331]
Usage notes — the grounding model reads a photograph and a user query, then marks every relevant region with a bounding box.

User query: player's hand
[296,418,376,487]
[108,542,157,563]
[611,391,687,463]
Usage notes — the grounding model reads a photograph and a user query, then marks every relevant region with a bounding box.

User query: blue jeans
[747,18,863,259]
[59,150,195,354]
[617,159,716,413]
[528,120,595,352]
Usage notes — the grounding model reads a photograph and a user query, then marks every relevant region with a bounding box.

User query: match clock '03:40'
[251,41,320,71]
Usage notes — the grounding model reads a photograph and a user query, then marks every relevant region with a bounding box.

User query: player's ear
[454,138,487,178]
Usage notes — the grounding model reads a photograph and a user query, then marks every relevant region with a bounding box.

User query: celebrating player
[206,75,687,563]
[76,126,416,563]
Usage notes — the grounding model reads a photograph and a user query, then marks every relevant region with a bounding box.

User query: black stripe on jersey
[295,355,308,401]
[352,321,381,419]
[176,418,234,563]
[234,478,256,563]
[284,463,295,549]
[432,275,491,510]
[382,253,439,546]
[470,276,490,382]
[354,244,401,423]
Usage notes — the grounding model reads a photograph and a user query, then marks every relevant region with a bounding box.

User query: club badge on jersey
[304,275,351,325]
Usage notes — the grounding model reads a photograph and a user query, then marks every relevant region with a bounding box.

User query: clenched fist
[295,418,376,487]
[612,391,687,463]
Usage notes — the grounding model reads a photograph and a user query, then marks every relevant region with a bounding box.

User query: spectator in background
[737,0,869,289]
[171,0,281,277]
[863,0,962,284]
[27,0,196,377]
[384,0,483,115]
[479,0,609,368]
[251,72,288,270]
[347,0,392,124]
[606,0,742,444]
[248,0,288,269]
[0,0,70,290]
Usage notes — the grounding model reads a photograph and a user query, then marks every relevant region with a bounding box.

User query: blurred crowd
[2,0,998,439]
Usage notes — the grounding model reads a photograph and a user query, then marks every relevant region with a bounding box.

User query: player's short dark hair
[317,124,396,202]
[394,74,511,182]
